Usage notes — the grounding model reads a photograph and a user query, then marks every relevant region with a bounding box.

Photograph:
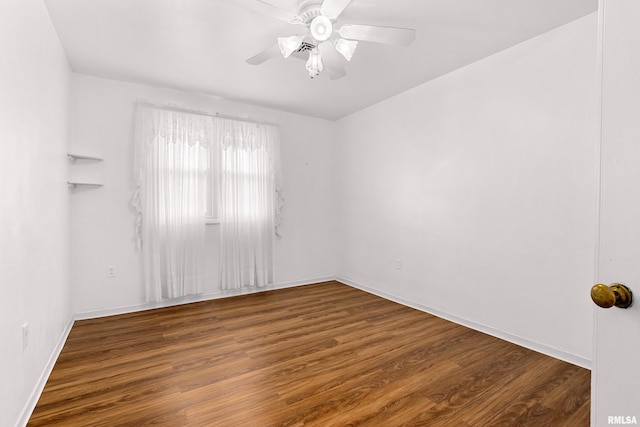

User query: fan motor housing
[297,0,325,23]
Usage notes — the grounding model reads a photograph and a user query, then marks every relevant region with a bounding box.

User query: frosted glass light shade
[305,48,323,78]
[310,15,333,42]
[278,35,304,58]
[334,38,358,61]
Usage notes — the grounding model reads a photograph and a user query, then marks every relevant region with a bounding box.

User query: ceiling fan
[237,0,416,79]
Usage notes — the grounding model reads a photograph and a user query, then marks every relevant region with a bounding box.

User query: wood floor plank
[28,281,590,426]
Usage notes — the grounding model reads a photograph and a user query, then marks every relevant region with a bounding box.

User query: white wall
[0,1,72,426]
[70,74,337,316]
[335,13,598,366]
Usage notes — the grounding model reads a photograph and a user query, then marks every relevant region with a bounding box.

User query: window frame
[204,142,220,225]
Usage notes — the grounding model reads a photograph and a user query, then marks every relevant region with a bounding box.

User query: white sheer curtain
[132,105,213,301]
[219,118,283,290]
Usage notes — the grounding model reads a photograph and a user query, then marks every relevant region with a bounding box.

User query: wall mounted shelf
[67,182,104,188]
[68,153,104,189]
[67,153,103,161]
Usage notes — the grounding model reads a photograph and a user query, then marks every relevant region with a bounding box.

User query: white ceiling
[44,0,597,120]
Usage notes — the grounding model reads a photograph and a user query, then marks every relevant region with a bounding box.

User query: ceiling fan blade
[246,44,280,65]
[338,24,416,46]
[320,0,352,20]
[226,0,302,24]
[319,41,346,80]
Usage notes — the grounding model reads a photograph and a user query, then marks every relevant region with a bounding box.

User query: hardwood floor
[29,281,590,426]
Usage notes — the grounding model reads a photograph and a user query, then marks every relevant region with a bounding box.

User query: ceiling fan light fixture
[305,48,323,78]
[334,38,358,61]
[310,15,333,42]
[277,35,304,58]
[244,0,416,80]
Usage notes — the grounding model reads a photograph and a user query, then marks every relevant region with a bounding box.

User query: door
[593,0,640,425]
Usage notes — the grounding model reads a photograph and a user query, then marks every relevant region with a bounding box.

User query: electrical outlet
[395,258,402,270]
[22,323,29,350]
[107,265,116,278]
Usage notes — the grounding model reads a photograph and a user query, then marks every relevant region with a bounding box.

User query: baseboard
[16,315,75,427]
[336,276,591,370]
[74,276,337,321]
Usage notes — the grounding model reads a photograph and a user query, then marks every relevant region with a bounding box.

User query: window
[133,104,283,296]
[205,143,220,224]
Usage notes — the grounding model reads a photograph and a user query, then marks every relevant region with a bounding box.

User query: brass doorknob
[590,283,633,309]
